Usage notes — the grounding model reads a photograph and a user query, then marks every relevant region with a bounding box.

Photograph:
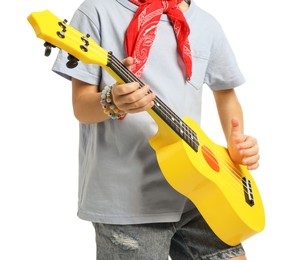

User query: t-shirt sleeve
[204,22,245,90]
[52,8,102,85]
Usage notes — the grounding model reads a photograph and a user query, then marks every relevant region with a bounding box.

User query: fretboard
[107,52,199,152]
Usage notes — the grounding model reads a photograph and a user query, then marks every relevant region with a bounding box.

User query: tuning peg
[80,34,90,52]
[66,54,79,68]
[44,42,56,57]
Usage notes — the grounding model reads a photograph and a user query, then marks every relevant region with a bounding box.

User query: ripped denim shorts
[92,208,245,260]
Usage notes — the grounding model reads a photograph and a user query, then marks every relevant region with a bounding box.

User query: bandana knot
[162,0,177,12]
[125,0,192,79]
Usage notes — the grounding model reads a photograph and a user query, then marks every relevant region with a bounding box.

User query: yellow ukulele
[28,10,265,246]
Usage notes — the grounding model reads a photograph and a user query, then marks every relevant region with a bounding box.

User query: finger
[242,150,260,163]
[124,85,153,104]
[230,117,247,146]
[112,81,140,96]
[113,84,155,112]
[125,96,155,113]
[122,56,134,70]
[238,137,258,150]
[240,146,259,161]
[246,162,259,170]
[124,86,154,108]
[230,117,241,136]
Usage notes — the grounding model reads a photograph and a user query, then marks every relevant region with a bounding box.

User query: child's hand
[228,117,260,170]
[111,57,156,113]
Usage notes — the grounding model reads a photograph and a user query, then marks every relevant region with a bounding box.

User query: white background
[1,0,299,259]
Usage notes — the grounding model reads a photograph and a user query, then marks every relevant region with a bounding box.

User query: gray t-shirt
[52,0,245,224]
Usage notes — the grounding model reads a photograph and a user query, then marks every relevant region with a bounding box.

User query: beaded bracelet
[100,85,126,120]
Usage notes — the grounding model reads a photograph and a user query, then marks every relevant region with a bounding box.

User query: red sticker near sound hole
[201,145,220,172]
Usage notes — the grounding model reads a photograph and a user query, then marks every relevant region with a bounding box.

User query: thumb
[229,117,244,152]
[230,117,242,137]
[122,56,134,70]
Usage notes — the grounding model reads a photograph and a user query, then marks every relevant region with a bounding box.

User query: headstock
[27,10,109,68]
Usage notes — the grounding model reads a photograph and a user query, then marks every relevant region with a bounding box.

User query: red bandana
[125,0,192,79]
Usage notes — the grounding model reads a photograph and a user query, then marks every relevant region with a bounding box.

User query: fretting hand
[110,57,156,114]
